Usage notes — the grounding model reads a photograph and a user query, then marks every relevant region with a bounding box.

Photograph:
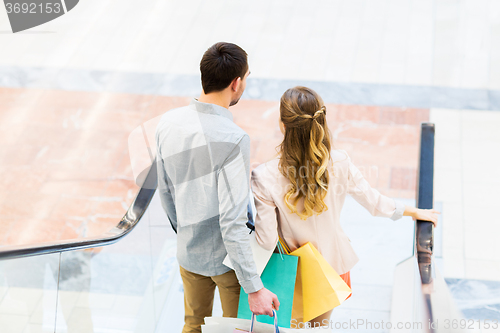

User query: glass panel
[148,191,183,331]
[148,191,225,332]
[56,212,156,333]
[147,191,179,322]
[0,253,60,333]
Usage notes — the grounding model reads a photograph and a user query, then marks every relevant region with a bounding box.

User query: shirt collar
[189,98,233,121]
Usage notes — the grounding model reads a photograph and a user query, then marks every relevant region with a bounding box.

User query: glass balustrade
[0,192,182,333]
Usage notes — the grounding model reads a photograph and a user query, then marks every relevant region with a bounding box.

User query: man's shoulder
[204,115,248,145]
[231,125,249,143]
[157,105,192,123]
[155,104,198,138]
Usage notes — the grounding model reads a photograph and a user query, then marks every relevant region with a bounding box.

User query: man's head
[200,42,249,106]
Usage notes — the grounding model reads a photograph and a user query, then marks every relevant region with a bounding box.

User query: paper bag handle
[278,236,291,255]
[250,309,279,333]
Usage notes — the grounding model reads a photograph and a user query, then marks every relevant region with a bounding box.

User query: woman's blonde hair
[278,86,332,220]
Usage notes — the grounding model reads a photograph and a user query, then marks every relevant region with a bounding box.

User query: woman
[251,86,439,327]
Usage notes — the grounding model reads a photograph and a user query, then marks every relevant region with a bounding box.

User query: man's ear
[231,77,241,92]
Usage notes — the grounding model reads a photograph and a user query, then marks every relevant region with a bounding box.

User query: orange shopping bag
[279,239,352,323]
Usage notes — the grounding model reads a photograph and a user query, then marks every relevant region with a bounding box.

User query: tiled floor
[446,278,500,321]
[0,88,187,245]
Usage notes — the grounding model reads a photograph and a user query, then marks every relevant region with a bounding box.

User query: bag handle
[278,236,291,255]
[250,309,279,333]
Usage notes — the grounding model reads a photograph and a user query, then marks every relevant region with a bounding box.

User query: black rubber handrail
[0,161,158,260]
[415,123,466,333]
[416,122,435,284]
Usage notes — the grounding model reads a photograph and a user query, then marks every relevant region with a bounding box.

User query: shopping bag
[202,310,279,333]
[233,310,279,332]
[237,247,298,328]
[203,310,332,332]
[282,240,351,322]
[222,232,276,276]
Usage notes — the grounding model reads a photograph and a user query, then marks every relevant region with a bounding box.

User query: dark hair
[200,42,248,94]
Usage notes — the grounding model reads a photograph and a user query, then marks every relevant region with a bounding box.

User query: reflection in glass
[0,253,59,333]
[55,213,157,333]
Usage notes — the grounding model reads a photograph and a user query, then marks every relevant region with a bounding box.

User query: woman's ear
[279,119,286,134]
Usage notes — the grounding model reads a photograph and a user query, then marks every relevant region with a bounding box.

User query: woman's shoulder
[328,149,352,178]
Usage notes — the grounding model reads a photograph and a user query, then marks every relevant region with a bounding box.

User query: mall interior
[0,0,499,332]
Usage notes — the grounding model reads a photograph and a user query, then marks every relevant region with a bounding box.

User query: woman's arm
[403,206,440,227]
[344,150,441,224]
[345,152,404,220]
[251,167,279,251]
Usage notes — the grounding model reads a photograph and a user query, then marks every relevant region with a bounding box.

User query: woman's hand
[403,205,440,227]
[412,208,440,227]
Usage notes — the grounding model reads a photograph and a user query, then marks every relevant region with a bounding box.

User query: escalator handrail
[414,122,465,332]
[0,161,158,260]
[416,122,435,283]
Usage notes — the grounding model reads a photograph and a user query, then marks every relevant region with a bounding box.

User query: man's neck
[198,92,231,109]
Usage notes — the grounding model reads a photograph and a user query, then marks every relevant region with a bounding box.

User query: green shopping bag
[237,247,298,328]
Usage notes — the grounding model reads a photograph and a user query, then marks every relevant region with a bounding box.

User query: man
[155,42,279,333]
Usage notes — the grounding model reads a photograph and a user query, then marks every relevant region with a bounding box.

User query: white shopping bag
[203,310,278,333]
[202,311,332,333]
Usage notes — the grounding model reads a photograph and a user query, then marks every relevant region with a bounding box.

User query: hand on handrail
[404,205,440,227]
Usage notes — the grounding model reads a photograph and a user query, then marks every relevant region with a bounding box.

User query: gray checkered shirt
[155,98,263,294]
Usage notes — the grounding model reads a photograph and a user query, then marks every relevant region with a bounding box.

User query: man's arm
[217,134,279,316]
[217,134,262,292]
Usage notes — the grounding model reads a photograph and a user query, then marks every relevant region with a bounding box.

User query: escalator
[0,123,466,332]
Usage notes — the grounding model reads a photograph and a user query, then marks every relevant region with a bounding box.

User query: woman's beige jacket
[251,149,405,275]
